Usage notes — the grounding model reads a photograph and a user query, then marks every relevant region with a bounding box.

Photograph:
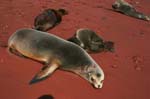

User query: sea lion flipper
[29,64,59,85]
[8,47,27,58]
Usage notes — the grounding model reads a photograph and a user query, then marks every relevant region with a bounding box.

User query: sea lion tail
[103,41,115,52]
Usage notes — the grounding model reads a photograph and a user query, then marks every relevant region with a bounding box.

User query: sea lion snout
[94,82,103,89]
[89,72,104,89]
[112,2,120,9]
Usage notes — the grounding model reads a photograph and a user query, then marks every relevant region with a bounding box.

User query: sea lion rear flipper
[29,64,59,85]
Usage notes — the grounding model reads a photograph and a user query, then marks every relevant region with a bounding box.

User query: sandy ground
[0,0,150,99]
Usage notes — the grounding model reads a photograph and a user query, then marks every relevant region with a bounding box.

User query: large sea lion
[34,8,68,31]
[68,28,114,53]
[112,0,150,21]
[8,28,104,89]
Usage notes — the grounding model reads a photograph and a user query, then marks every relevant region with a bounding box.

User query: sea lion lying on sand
[8,28,104,89]
[68,28,114,53]
[34,8,68,31]
[112,0,150,21]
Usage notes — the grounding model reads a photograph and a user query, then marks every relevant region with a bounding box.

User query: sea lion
[67,28,114,53]
[34,8,68,31]
[112,0,150,21]
[8,28,104,89]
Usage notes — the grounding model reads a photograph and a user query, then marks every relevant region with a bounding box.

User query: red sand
[0,0,150,99]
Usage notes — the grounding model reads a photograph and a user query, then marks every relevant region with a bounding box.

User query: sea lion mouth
[92,84,102,89]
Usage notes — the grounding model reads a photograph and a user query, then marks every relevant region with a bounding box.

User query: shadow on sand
[38,94,54,99]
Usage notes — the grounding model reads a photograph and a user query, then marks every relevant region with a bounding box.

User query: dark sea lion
[34,8,68,31]
[112,0,150,21]
[68,28,114,53]
[8,28,104,89]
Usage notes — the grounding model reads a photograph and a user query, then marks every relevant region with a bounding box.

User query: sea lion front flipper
[29,63,59,85]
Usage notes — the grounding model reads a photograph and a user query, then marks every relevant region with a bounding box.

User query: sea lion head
[82,64,104,89]
[57,8,68,16]
[112,0,131,10]
[88,71,104,88]
[112,1,121,10]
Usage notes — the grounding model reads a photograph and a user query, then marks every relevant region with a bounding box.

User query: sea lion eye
[96,73,101,77]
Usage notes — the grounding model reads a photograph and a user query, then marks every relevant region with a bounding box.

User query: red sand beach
[0,0,150,99]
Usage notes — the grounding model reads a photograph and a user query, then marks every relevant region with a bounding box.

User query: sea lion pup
[8,28,104,89]
[67,28,114,53]
[34,8,68,31]
[112,0,150,21]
